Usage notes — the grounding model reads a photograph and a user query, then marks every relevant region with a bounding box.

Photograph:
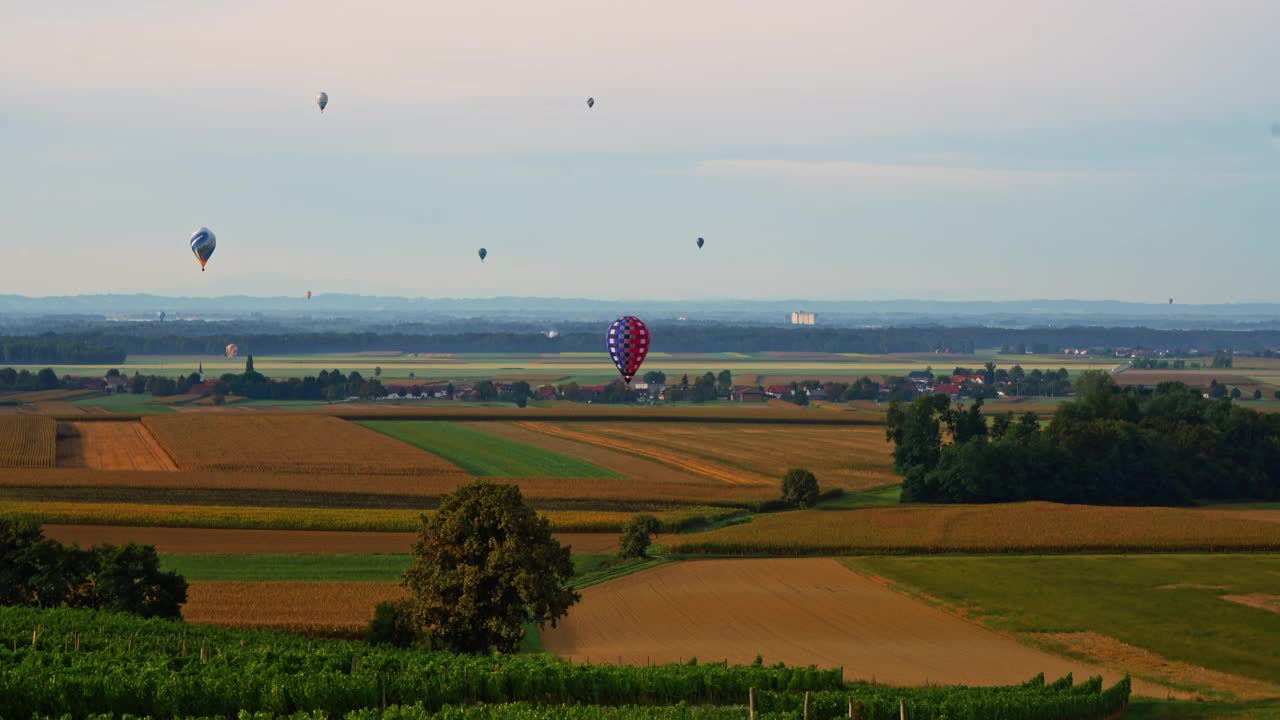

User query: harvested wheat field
[56,421,178,470]
[0,415,56,468]
[516,422,895,490]
[469,422,776,502]
[668,502,1280,555]
[184,581,406,632]
[143,415,466,475]
[42,525,623,554]
[540,558,1170,695]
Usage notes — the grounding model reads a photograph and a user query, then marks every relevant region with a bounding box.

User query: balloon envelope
[587,97,595,109]
[189,227,216,271]
[696,237,704,249]
[478,248,487,262]
[306,291,312,300]
[317,92,328,112]
[225,343,239,358]
[606,316,650,384]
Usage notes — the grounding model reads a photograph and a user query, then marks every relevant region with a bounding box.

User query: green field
[851,554,1280,689]
[162,553,412,581]
[1125,700,1280,719]
[357,420,623,478]
[70,392,176,413]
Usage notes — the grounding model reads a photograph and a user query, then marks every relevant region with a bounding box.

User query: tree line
[0,338,125,364]
[12,324,1280,359]
[887,372,1280,505]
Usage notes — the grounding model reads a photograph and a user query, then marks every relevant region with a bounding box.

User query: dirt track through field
[57,421,178,470]
[41,524,622,554]
[541,558,1173,696]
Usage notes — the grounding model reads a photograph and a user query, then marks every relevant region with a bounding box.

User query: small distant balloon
[478,248,488,262]
[587,97,595,109]
[225,343,239,358]
[1169,298,1174,305]
[158,311,166,322]
[306,290,312,300]
[606,315,650,385]
[696,237,705,249]
[317,92,328,113]
[189,227,216,272]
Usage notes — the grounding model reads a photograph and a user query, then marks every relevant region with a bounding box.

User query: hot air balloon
[606,315,650,385]
[1169,298,1174,305]
[306,290,312,300]
[317,92,328,113]
[587,97,595,109]
[189,227,216,271]
[696,237,705,249]
[478,248,488,262]
[225,343,239,358]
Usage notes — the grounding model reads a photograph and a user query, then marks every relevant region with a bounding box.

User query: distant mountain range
[1,294,1278,329]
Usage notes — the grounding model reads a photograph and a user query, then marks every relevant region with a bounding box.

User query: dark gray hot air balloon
[587,97,595,109]
[478,248,488,262]
[696,237,705,249]
[317,92,329,113]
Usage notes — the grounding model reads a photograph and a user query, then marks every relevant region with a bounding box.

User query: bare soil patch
[1221,593,1280,615]
[57,421,178,470]
[540,558,1163,693]
[42,524,621,554]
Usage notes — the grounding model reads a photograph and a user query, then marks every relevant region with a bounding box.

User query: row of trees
[0,338,124,364]
[0,367,62,392]
[887,372,1280,505]
[0,517,187,618]
[21,324,1280,358]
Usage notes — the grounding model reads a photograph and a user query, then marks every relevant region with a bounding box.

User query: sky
[2,1,1279,302]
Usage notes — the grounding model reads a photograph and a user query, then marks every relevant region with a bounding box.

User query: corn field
[0,416,56,468]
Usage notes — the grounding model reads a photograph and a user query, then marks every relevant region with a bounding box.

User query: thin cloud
[689,158,1277,189]
[689,158,1132,188]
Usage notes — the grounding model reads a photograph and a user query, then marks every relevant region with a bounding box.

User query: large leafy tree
[0,516,187,617]
[403,481,578,653]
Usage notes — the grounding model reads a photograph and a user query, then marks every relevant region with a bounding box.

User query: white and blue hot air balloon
[189,227,216,272]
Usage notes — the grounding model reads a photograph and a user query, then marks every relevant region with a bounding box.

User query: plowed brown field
[0,467,749,507]
[143,415,465,475]
[516,422,895,490]
[43,524,623,554]
[184,581,406,631]
[540,558,1172,695]
[57,421,178,470]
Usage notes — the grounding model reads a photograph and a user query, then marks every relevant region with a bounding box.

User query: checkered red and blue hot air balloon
[606,315,650,385]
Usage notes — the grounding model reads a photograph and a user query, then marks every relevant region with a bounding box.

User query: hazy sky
[3,1,1279,302]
